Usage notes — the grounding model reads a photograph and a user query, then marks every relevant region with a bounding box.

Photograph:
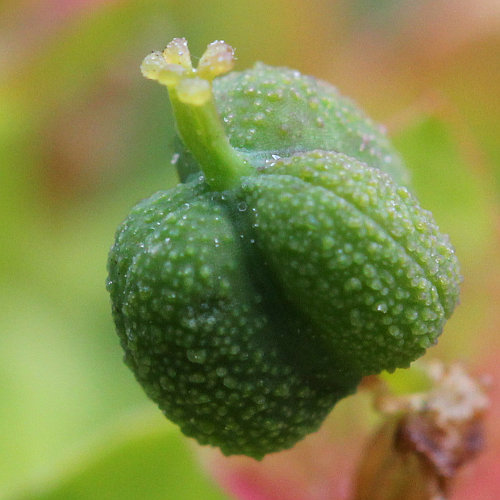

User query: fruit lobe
[240,150,460,376]
[107,181,361,459]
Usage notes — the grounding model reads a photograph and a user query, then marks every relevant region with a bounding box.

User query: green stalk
[141,39,253,192]
[168,87,253,191]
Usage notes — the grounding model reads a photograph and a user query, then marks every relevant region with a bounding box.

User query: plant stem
[141,39,253,191]
[168,86,253,191]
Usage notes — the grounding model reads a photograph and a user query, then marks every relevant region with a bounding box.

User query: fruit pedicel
[107,39,461,459]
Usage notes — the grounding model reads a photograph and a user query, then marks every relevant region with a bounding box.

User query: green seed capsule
[107,38,460,459]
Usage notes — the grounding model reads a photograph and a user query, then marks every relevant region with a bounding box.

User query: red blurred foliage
[206,427,362,500]
[453,353,500,499]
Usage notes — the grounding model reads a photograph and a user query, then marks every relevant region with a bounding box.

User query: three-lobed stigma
[141,38,235,105]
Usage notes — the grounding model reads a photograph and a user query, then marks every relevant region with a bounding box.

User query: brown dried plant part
[352,362,489,500]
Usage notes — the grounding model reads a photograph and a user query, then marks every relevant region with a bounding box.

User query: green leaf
[8,411,229,500]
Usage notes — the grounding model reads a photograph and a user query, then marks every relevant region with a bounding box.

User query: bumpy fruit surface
[107,39,460,459]
[177,62,409,186]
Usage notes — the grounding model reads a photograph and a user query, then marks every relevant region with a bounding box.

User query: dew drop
[322,235,335,250]
[405,309,418,322]
[344,277,362,292]
[223,376,238,389]
[363,263,377,278]
[199,265,211,279]
[187,349,207,364]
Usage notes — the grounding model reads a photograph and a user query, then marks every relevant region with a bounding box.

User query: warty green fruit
[107,39,460,459]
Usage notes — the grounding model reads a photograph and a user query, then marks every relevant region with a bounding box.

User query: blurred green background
[1,1,499,498]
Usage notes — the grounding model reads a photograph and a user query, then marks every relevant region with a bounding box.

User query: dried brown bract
[352,362,489,500]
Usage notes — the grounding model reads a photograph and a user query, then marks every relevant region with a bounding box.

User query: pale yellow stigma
[141,38,236,106]
[197,40,235,80]
[162,38,193,70]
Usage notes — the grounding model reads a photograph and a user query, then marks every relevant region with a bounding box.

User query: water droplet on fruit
[187,349,207,364]
[223,376,238,389]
